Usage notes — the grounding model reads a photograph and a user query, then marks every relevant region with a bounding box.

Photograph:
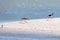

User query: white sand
[0,18,60,35]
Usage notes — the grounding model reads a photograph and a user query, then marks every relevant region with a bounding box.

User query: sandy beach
[0,18,60,35]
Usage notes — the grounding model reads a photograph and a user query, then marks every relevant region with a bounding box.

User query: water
[0,37,59,40]
[0,35,60,40]
[0,9,60,22]
[0,32,60,40]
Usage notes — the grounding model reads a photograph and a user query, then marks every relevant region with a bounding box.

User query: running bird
[48,13,54,19]
[20,17,29,23]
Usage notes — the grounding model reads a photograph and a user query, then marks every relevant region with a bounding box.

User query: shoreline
[0,17,60,23]
[0,18,60,35]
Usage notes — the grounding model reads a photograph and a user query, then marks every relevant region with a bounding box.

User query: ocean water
[0,36,60,40]
[0,9,60,22]
[0,34,60,40]
[0,9,60,40]
[0,33,60,40]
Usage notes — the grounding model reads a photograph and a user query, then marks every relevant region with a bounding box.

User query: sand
[0,18,60,35]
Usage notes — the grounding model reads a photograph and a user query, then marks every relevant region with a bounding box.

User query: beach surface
[0,18,60,36]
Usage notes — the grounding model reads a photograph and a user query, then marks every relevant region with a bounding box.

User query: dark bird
[48,13,54,19]
[20,17,29,23]
[21,18,29,20]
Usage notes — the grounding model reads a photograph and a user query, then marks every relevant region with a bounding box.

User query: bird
[48,13,54,19]
[20,17,29,23]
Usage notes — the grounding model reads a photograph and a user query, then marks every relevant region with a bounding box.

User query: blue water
[0,34,60,40]
[0,9,60,40]
[0,33,60,40]
[0,36,60,40]
[0,9,60,22]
